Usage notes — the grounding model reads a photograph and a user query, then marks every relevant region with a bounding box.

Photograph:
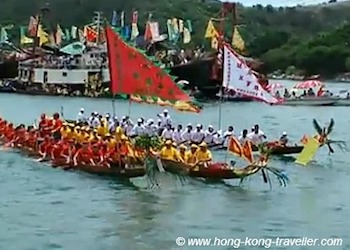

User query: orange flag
[242,140,253,163]
[227,137,242,157]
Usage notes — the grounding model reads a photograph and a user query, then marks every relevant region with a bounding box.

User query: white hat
[208,125,213,128]
[217,130,222,135]
[187,123,192,127]
[80,108,84,111]
[157,119,162,122]
[282,131,287,135]
[105,114,110,118]
[122,116,126,120]
[93,111,98,115]
[114,116,118,120]
[147,119,154,124]
[137,118,142,123]
[196,123,201,127]
[163,109,168,113]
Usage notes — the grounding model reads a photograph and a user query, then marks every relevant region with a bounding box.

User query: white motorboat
[334,98,350,106]
[278,97,338,106]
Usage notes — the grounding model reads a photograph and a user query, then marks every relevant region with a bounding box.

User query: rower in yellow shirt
[97,122,108,137]
[105,134,116,150]
[115,126,124,142]
[60,124,70,139]
[159,140,179,161]
[185,144,198,166]
[177,144,188,163]
[195,142,212,166]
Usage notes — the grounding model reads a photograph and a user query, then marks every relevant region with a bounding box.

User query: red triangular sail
[105,26,190,101]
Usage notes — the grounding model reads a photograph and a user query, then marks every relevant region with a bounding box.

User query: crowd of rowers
[0,108,289,168]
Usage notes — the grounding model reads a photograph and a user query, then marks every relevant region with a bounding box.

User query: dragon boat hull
[161,160,261,179]
[251,145,304,155]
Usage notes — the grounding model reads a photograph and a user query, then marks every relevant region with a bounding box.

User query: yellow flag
[211,36,218,50]
[183,27,191,44]
[205,20,218,38]
[37,25,49,46]
[232,26,245,52]
[295,137,320,166]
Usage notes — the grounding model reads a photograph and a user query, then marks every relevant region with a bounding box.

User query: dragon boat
[160,159,288,186]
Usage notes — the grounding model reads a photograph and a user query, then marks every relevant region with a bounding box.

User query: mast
[94,11,102,45]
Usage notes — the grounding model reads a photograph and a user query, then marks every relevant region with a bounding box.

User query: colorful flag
[186,20,193,33]
[227,137,242,157]
[211,37,218,50]
[55,24,64,45]
[295,138,320,166]
[71,26,78,39]
[64,28,71,41]
[183,27,191,44]
[120,11,125,27]
[222,44,278,104]
[37,25,49,46]
[204,19,218,38]
[20,26,33,44]
[111,11,118,26]
[242,140,253,163]
[0,28,9,43]
[167,19,175,41]
[178,19,184,33]
[130,11,139,40]
[84,26,97,42]
[78,29,85,42]
[28,16,38,37]
[231,26,245,52]
[105,26,190,102]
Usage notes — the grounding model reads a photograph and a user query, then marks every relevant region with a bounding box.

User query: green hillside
[1,0,350,76]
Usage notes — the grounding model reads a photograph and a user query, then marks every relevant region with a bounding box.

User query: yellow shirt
[177,151,187,163]
[97,125,108,136]
[60,127,69,138]
[195,149,212,162]
[185,151,198,164]
[159,147,178,161]
[106,138,116,150]
[76,132,87,143]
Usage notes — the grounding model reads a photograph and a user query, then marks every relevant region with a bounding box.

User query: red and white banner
[222,44,278,104]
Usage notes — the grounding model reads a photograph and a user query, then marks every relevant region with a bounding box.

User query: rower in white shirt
[181,123,193,143]
[131,118,146,137]
[223,126,234,146]
[90,112,100,128]
[213,130,225,145]
[204,125,216,145]
[238,129,249,145]
[145,119,158,136]
[161,124,173,140]
[247,124,266,145]
[124,120,134,137]
[157,109,172,128]
[191,124,205,144]
[172,124,184,144]
[76,107,86,124]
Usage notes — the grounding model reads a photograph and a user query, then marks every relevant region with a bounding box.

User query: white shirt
[247,130,265,145]
[145,124,158,136]
[159,114,172,127]
[238,135,248,145]
[204,130,215,144]
[124,123,134,136]
[191,130,205,143]
[132,124,146,136]
[213,134,224,145]
[161,129,173,140]
[76,112,86,123]
[181,130,192,142]
[172,130,184,144]
[91,117,100,128]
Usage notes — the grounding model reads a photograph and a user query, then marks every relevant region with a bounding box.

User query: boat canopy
[60,42,86,55]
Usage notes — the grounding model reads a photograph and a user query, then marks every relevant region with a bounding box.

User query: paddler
[191,124,205,144]
[50,113,63,141]
[247,124,266,145]
[177,144,187,163]
[158,140,179,161]
[279,131,288,146]
[73,141,94,166]
[195,142,212,167]
[238,129,248,145]
[91,143,104,166]
[185,144,198,166]
[37,135,53,161]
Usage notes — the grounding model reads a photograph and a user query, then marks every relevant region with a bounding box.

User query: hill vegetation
[1,0,350,77]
